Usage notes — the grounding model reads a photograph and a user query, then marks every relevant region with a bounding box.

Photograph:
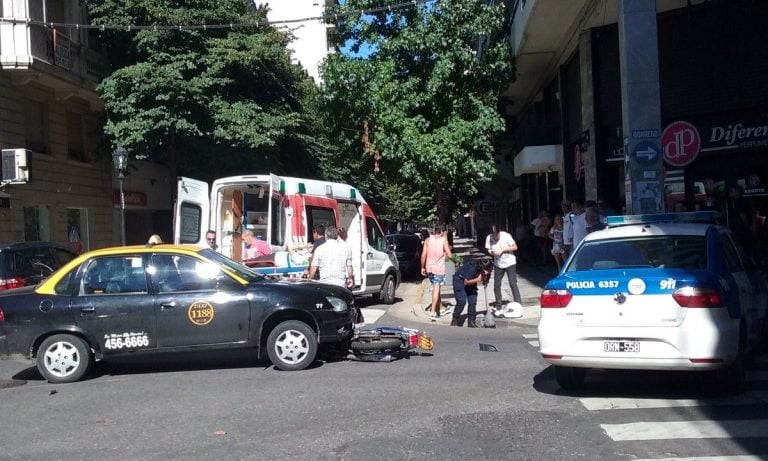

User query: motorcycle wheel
[350,337,404,352]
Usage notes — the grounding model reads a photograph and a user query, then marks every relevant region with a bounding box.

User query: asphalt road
[2,280,768,460]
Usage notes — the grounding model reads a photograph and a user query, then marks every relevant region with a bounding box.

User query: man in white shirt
[484,225,522,306]
[570,199,588,250]
[308,227,353,289]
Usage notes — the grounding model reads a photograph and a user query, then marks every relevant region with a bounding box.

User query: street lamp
[112,146,128,246]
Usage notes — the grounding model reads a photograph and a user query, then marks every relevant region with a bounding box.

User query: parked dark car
[0,242,77,291]
[386,233,423,279]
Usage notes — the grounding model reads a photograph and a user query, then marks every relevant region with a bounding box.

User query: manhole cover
[0,379,27,389]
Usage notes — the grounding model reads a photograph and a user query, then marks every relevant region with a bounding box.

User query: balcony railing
[4,22,107,84]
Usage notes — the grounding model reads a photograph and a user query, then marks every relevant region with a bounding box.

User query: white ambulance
[174,174,400,303]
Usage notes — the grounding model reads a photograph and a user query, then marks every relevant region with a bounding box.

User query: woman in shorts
[549,214,565,271]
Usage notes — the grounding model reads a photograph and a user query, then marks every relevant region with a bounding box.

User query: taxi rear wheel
[266,321,317,371]
[554,366,586,391]
[36,334,92,384]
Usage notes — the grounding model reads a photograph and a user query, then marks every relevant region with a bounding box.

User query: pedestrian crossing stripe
[633,456,768,461]
[529,340,540,348]
[580,392,768,411]
[522,334,538,339]
[601,419,768,441]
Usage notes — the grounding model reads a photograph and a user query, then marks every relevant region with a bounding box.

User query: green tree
[321,0,513,224]
[85,0,326,180]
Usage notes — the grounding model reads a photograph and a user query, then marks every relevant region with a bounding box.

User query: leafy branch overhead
[85,0,325,180]
[320,0,514,224]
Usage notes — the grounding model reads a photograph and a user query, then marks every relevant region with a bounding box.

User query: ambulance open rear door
[174,177,210,246]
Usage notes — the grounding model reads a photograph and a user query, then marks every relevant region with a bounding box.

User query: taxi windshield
[566,236,706,272]
[198,248,265,282]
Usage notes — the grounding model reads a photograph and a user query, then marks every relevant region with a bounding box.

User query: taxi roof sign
[606,211,721,227]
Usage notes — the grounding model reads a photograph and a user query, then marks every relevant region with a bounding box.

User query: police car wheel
[715,356,745,395]
[554,366,586,391]
[377,275,396,305]
[267,321,317,371]
[715,327,747,395]
[36,334,92,384]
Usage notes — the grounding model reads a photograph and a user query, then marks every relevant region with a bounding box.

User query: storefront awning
[513,145,563,175]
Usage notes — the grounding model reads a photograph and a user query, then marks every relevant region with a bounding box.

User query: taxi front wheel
[554,366,587,391]
[36,334,92,384]
[266,321,318,371]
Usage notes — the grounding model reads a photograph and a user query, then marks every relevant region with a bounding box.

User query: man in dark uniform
[451,259,492,328]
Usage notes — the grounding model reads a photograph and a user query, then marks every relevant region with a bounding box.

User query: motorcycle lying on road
[348,325,434,362]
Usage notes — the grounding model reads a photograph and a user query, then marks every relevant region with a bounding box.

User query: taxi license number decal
[604,341,640,353]
[104,332,149,350]
[188,301,215,326]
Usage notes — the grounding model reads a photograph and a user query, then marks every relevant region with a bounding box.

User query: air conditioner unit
[1,149,30,183]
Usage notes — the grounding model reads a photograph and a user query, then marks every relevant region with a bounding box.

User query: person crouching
[451,259,492,328]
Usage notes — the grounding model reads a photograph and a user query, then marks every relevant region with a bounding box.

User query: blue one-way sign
[632,141,659,164]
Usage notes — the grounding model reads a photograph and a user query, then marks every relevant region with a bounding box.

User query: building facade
[0,0,111,250]
[0,0,174,249]
[498,0,768,258]
[253,0,334,82]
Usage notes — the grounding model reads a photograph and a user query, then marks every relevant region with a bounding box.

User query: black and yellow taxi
[0,244,356,383]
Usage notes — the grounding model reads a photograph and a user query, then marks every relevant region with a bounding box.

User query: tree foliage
[321,0,513,224]
[84,0,326,181]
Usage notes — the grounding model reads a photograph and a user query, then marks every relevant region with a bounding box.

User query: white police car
[538,211,768,393]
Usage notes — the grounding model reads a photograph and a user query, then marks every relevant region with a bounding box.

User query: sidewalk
[390,237,555,328]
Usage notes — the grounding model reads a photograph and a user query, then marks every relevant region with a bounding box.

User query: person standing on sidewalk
[451,259,492,328]
[485,225,522,307]
[421,225,453,319]
[548,215,565,271]
[561,200,574,256]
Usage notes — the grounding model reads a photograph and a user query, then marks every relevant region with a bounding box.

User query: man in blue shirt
[451,259,493,328]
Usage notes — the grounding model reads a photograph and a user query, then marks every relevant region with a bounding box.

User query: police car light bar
[606,211,721,227]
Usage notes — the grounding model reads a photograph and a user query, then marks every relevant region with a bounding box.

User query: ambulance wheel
[377,275,396,305]
[554,366,586,391]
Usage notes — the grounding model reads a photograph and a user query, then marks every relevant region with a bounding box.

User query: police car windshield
[566,236,706,272]
[198,248,264,282]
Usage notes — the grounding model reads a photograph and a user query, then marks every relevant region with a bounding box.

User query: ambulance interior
[214,183,286,262]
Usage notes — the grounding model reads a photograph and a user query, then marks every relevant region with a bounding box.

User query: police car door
[718,230,761,347]
[174,177,210,246]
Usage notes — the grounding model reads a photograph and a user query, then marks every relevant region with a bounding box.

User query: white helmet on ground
[503,302,523,318]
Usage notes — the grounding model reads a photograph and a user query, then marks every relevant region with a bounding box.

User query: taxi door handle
[161,302,177,310]
[80,307,95,313]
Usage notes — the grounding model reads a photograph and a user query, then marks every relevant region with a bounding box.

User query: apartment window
[67,111,91,162]
[24,206,51,241]
[67,208,89,252]
[25,101,48,154]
